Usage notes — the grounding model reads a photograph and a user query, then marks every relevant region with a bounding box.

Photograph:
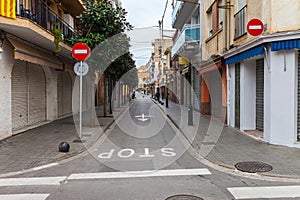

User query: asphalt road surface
[1,94,300,200]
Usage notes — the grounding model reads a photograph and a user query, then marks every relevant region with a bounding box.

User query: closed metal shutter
[297,51,300,141]
[193,72,201,110]
[235,63,240,128]
[57,73,63,117]
[209,69,222,118]
[63,73,72,115]
[256,58,264,131]
[57,72,72,117]
[28,63,46,125]
[11,61,28,130]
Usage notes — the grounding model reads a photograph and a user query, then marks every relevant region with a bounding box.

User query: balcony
[17,0,76,42]
[172,24,200,59]
[172,0,199,29]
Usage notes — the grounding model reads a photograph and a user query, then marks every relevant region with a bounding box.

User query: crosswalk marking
[68,168,211,180]
[0,194,50,200]
[0,176,66,187]
[228,185,300,199]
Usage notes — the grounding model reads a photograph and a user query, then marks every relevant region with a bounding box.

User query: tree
[68,0,136,116]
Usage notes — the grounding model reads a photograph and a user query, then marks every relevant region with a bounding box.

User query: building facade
[169,0,300,147]
[224,0,300,147]
[171,0,201,109]
[0,0,84,139]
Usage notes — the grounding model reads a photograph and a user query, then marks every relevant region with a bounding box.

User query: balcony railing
[172,24,200,57]
[17,0,76,43]
[234,5,247,39]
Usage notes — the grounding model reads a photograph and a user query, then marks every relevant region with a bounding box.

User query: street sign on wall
[72,42,90,61]
[247,18,264,36]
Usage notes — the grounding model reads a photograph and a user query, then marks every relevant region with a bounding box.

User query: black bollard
[58,142,70,152]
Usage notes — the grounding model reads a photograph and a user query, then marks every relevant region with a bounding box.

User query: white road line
[0,176,66,187]
[249,25,262,30]
[32,163,58,171]
[0,194,50,200]
[228,185,300,199]
[68,168,211,180]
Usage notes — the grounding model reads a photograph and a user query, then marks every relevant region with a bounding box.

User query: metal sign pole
[79,61,83,138]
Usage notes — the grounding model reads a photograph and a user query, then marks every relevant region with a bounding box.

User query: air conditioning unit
[63,14,74,29]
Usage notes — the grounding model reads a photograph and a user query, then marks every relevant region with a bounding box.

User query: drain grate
[73,139,86,143]
[235,161,273,173]
[166,195,204,200]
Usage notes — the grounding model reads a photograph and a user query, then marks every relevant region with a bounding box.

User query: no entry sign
[72,42,90,61]
[247,18,264,36]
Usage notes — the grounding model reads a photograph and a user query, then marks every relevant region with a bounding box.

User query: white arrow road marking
[74,49,88,54]
[249,25,262,30]
[68,168,211,180]
[0,176,66,187]
[135,114,151,122]
[228,185,300,199]
[0,194,50,200]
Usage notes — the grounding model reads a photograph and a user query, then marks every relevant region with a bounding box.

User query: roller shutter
[256,58,264,131]
[57,72,72,117]
[297,51,300,140]
[235,63,240,128]
[11,62,46,130]
[28,63,46,125]
[11,61,28,130]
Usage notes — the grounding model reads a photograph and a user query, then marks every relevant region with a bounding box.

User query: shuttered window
[235,63,240,128]
[256,59,264,131]
[297,51,300,141]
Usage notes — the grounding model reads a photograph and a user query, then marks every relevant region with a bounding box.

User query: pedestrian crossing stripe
[0,194,50,200]
[228,185,300,199]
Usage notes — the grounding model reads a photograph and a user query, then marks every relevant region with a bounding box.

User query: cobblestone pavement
[0,103,128,175]
[155,98,300,178]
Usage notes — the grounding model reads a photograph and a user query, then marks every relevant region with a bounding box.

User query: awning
[271,39,300,51]
[8,38,63,70]
[196,61,222,75]
[181,66,189,74]
[225,45,264,65]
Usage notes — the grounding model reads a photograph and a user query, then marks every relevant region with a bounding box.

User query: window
[218,0,224,29]
[207,0,223,38]
[234,0,247,39]
[208,11,213,37]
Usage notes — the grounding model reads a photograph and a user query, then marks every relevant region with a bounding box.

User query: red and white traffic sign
[72,42,90,61]
[247,18,264,36]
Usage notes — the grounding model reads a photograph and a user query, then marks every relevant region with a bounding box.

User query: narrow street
[0,93,299,200]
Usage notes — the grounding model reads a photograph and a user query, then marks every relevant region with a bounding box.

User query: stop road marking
[98,148,176,159]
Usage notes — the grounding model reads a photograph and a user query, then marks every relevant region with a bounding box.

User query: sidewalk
[0,103,128,175]
[155,98,300,178]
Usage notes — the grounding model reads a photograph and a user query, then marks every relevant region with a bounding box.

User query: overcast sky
[121,0,174,67]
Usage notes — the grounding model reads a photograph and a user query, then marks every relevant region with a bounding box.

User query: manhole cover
[235,161,273,173]
[166,195,203,200]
